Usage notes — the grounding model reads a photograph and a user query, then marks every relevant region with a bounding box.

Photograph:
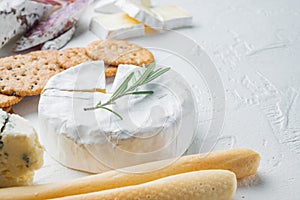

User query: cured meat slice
[0,0,53,49]
[14,0,89,52]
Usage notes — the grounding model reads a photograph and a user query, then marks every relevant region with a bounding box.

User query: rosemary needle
[84,63,170,120]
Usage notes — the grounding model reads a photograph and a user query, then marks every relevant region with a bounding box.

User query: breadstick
[53,170,237,200]
[0,148,260,200]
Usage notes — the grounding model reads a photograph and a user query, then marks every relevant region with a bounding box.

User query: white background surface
[3,0,300,199]
[179,0,300,199]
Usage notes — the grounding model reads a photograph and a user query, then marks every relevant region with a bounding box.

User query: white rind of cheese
[116,0,163,29]
[115,0,192,30]
[94,0,151,14]
[0,109,8,130]
[94,0,123,14]
[39,62,196,173]
[90,13,145,40]
[151,5,193,30]
[44,60,106,92]
[0,109,44,188]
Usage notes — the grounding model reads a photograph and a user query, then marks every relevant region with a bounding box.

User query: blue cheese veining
[0,109,44,188]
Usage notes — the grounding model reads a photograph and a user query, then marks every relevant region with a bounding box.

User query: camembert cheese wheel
[38,61,197,173]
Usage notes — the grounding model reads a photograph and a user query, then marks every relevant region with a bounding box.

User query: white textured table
[5,0,300,199]
[177,0,300,199]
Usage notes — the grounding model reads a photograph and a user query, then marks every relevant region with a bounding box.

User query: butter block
[0,109,44,188]
[90,13,145,40]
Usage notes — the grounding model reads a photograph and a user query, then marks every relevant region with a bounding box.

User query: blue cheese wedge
[39,62,196,173]
[0,109,44,188]
[90,13,145,40]
[115,0,192,30]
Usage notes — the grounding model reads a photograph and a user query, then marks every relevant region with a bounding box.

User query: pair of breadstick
[0,148,260,200]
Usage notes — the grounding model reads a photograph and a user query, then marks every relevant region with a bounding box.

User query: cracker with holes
[0,50,64,96]
[105,66,118,77]
[86,39,154,67]
[2,106,12,113]
[58,47,120,77]
[57,48,92,69]
[0,93,23,108]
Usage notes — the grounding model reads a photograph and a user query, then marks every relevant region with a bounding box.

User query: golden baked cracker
[58,48,92,69]
[0,50,64,96]
[0,93,22,108]
[2,106,12,113]
[86,39,154,66]
[105,66,118,77]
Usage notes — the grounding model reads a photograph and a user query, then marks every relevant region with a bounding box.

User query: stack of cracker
[0,39,154,110]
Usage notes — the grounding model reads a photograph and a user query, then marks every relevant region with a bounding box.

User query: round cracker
[58,48,92,69]
[0,93,23,108]
[2,106,12,113]
[0,50,64,96]
[105,66,118,77]
[86,39,154,66]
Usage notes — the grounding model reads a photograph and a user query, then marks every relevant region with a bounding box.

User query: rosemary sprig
[84,63,170,120]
